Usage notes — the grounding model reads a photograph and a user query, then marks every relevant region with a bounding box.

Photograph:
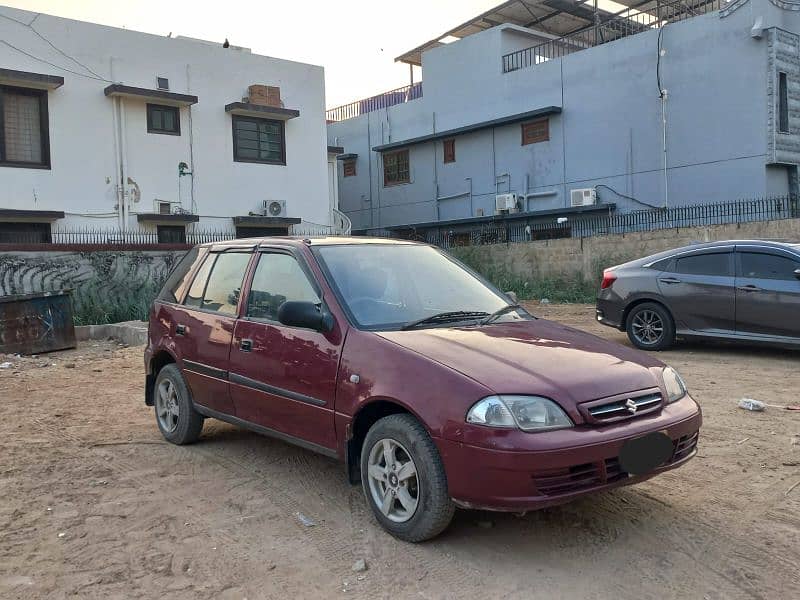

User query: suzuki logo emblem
[625,399,638,414]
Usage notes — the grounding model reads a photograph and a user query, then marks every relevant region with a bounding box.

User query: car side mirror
[277,301,334,332]
[505,291,518,304]
[795,268,800,280]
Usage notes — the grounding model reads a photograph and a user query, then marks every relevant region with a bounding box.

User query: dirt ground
[1,304,799,599]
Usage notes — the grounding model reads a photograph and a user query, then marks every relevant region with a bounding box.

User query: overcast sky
[2,0,500,108]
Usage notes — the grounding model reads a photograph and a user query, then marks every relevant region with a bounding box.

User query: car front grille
[581,390,663,424]
[531,430,699,496]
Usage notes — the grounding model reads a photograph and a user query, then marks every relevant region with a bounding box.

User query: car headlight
[663,367,688,403]
[466,395,573,432]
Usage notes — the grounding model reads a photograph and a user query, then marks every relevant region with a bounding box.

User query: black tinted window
[158,246,203,302]
[247,253,320,321]
[675,253,731,276]
[201,253,252,315]
[739,252,800,280]
[184,254,215,307]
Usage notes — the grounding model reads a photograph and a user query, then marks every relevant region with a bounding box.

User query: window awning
[103,84,198,106]
[137,213,199,224]
[336,153,357,161]
[0,209,64,221]
[233,216,301,226]
[372,106,561,152]
[0,68,64,90]
[225,102,300,121]
[327,145,345,154]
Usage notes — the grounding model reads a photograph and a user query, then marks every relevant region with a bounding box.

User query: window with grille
[147,103,180,135]
[232,115,285,165]
[779,72,789,134]
[383,149,410,186]
[157,225,186,244]
[0,85,49,168]
[343,158,356,177]
[521,118,549,145]
[443,139,455,163]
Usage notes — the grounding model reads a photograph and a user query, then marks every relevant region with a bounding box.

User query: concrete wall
[329,0,800,232]
[450,217,800,284]
[0,6,331,231]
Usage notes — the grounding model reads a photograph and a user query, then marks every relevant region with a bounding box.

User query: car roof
[617,239,800,269]
[201,236,423,250]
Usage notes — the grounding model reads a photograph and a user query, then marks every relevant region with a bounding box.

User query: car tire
[626,302,675,351]
[153,364,204,445]
[360,414,455,542]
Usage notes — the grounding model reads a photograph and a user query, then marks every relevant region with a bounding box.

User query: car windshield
[315,244,528,330]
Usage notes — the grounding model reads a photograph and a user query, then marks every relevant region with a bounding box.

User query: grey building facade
[327,0,800,234]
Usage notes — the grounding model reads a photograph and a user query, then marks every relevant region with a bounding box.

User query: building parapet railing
[382,196,799,249]
[326,82,423,122]
[502,0,723,73]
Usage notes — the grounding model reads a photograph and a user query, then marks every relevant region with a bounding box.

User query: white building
[0,6,344,243]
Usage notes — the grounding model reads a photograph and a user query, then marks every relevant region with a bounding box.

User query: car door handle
[659,277,682,284]
[175,324,186,336]
[737,285,761,292]
[239,339,253,352]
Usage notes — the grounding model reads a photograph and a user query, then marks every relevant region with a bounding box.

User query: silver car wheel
[367,438,420,523]
[632,309,664,345]
[156,379,180,433]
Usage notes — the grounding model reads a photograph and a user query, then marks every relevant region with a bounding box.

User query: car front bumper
[436,395,702,512]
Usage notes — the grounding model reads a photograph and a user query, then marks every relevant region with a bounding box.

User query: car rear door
[173,248,254,415]
[656,248,735,334]
[228,247,343,452]
[735,246,800,339]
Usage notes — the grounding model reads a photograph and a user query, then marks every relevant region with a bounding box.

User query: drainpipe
[119,98,130,231]
[661,90,669,208]
[111,96,123,231]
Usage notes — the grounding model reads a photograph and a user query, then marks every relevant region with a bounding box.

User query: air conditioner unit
[495,193,519,212]
[570,188,597,207]
[263,199,287,217]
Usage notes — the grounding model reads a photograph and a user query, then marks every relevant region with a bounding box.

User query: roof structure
[394,0,699,66]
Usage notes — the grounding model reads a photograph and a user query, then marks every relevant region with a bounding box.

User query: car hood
[376,319,665,409]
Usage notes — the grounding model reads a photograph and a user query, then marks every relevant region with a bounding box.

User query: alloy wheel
[366,438,420,523]
[156,379,180,433]
[632,309,664,345]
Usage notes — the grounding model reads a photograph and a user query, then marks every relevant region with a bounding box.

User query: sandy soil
[1,305,799,599]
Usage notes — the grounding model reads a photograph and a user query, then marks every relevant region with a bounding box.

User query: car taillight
[600,270,617,290]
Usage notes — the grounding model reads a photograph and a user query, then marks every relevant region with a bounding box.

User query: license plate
[619,431,673,476]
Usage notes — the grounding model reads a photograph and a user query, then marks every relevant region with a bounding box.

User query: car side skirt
[192,403,339,460]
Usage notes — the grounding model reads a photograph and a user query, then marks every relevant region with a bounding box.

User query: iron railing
[386,196,800,249]
[326,82,423,122]
[0,227,239,246]
[502,0,723,73]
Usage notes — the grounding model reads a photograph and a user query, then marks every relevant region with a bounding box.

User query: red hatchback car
[145,237,702,541]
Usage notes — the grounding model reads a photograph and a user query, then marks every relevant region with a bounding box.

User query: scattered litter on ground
[0,362,12,369]
[64,363,76,369]
[739,399,766,412]
[787,406,800,411]
[736,437,750,445]
[540,298,551,304]
[786,480,800,497]
[351,559,367,572]
[782,461,800,467]
[357,575,366,581]
[57,532,66,539]
[296,512,316,527]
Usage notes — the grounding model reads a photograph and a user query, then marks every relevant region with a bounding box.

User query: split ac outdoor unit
[570,188,597,207]
[495,193,519,212]
[263,199,287,217]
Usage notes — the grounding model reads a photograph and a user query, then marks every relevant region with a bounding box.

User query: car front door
[228,248,343,452]
[656,248,735,334]
[735,246,800,340]
[174,249,253,415]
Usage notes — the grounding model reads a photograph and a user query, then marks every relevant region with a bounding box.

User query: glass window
[200,253,252,314]
[443,139,455,163]
[232,115,285,164]
[157,225,186,244]
[675,253,731,276]
[147,104,180,135]
[343,159,356,177]
[1,86,49,167]
[739,252,800,280]
[316,244,516,329]
[779,72,789,134]
[184,254,216,308]
[247,253,320,321]
[0,222,51,243]
[383,149,409,186]
[521,118,549,145]
[158,246,203,303]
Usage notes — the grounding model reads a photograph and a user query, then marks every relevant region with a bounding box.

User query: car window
[184,254,216,308]
[247,253,320,321]
[199,253,252,314]
[674,253,731,276]
[158,246,205,303]
[738,252,800,281]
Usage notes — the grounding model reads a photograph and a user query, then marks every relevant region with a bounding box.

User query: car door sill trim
[228,372,327,407]
[183,359,229,381]
[192,403,338,459]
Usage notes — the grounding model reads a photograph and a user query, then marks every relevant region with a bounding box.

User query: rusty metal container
[0,291,76,355]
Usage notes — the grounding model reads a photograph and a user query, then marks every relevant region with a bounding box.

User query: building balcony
[326,82,422,122]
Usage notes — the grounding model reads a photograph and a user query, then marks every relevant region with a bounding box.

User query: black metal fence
[0,226,239,246]
[390,196,800,249]
[503,0,722,73]
[326,82,423,122]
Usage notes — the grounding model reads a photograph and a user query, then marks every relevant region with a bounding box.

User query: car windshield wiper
[480,304,521,326]
[401,310,490,331]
